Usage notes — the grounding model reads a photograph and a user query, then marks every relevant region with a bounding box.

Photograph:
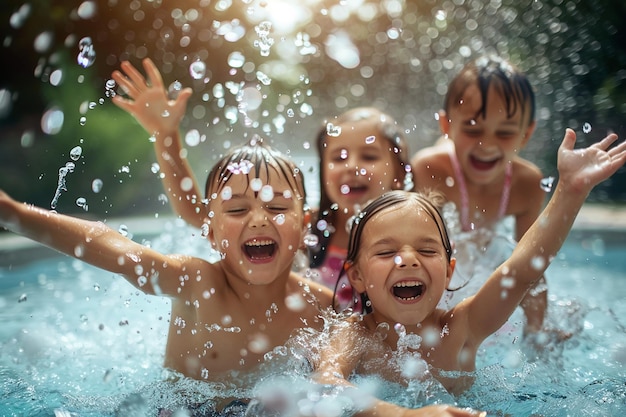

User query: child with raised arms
[111,59,411,310]
[313,129,625,396]
[410,55,548,335]
[0,65,480,417]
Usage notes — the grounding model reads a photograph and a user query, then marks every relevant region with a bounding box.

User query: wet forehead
[324,122,390,151]
[365,202,440,242]
[453,83,528,123]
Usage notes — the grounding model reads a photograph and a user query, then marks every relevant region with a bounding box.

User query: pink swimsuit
[309,244,357,310]
[448,146,512,231]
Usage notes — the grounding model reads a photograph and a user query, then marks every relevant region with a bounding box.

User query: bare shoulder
[512,156,543,184]
[510,157,545,206]
[411,142,453,190]
[411,140,450,167]
[161,254,227,297]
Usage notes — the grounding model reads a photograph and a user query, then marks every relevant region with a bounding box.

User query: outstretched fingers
[559,128,577,152]
[142,58,165,89]
[120,60,151,89]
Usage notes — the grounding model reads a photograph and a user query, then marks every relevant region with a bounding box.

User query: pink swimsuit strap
[448,146,512,231]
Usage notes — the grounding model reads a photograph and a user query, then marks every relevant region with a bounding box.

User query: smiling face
[440,83,536,186]
[346,196,455,326]
[207,166,306,285]
[321,117,403,216]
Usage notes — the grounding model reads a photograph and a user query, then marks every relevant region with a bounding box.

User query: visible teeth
[394,281,422,288]
[392,281,424,301]
[245,239,274,247]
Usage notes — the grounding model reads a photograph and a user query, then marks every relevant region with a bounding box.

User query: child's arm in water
[112,58,206,229]
[463,129,626,343]
[0,189,211,298]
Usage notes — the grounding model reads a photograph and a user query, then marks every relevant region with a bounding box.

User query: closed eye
[266,205,289,213]
[225,207,248,215]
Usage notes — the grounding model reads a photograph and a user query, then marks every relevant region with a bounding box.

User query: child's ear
[205,221,217,248]
[520,120,537,148]
[446,258,456,288]
[438,110,450,136]
[346,262,366,293]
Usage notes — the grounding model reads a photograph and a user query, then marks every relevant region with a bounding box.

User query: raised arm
[0,190,199,298]
[111,58,206,228]
[467,128,626,341]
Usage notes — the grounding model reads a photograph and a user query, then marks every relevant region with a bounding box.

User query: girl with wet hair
[308,106,411,311]
[315,129,625,396]
[410,55,549,336]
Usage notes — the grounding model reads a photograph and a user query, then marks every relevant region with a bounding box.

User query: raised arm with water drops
[0,189,200,298]
[111,58,206,229]
[467,128,626,341]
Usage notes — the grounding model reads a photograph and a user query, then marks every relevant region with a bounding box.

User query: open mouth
[392,281,424,301]
[343,184,368,196]
[243,239,276,261]
[469,155,500,171]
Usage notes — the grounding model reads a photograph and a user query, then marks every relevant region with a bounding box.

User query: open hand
[557,128,626,194]
[111,58,192,136]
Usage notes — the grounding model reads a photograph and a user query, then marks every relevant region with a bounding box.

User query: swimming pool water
[0,224,624,416]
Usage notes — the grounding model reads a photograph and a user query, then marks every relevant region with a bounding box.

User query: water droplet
[168,81,183,99]
[256,71,272,85]
[227,51,246,68]
[582,122,592,133]
[185,129,201,147]
[250,178,263,192]
[41,106,64,135]
[326,123,341,137]
[394,255,402,265]
[500,276,515,288]
[77,1,97,19]
[273,213,285,225]
[303,234,319,247]
[180,177,194,192]
[220,186,232,200]
[394,323,406,337]
[259,184,274,202]
[189,60,206,80]
[91,178,103,193]
[365,135,376,144]
[531,256,546,270]
[77,36,96,68]
[69,145,82,161]
[340,184,350,195]
[76,197,88,211]
[540,176,555,192]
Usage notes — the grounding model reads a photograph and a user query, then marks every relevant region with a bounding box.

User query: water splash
[50,161,76,209]
[254,21,274,56]
[77,37,96,68]
[540,176,555,192]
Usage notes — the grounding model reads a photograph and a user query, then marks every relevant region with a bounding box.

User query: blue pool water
[0,220,625,416]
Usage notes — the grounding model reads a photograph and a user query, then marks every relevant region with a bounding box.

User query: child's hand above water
[111,58,192,137]
[557,128,626,195]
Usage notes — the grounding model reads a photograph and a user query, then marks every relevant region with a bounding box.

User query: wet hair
[204,134,306,208]
[444,55,536,126]
[334,190,452,313]
[310,107,410,269]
